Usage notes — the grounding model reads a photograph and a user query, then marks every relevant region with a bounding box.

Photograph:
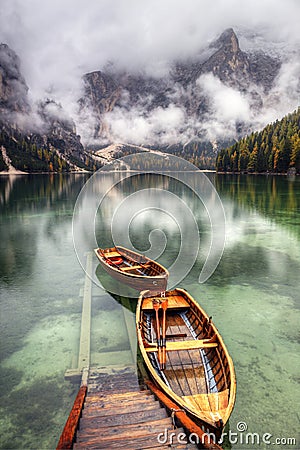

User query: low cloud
[97,61,300,146]
[197,74,251,123]
[196,74,253,140]
[105,103,187,146]
[1,0,299,145]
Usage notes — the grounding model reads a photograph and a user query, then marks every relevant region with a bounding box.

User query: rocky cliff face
[0,44,86,171]
[0,28,286,170]
[0,43,30,119]
[172,28,251,88]
[80,28,281,145]
[37,99,84,160]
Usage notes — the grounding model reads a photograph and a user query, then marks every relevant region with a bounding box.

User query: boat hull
[136,288,236,435]
[94,246,168,294]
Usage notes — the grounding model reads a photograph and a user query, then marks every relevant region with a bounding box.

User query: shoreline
[0,170,91,176]
[0,168,298,176]
[216,171,299,176]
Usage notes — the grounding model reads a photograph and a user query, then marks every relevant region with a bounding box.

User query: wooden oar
[160,298,168,370]
[152,299,162,368]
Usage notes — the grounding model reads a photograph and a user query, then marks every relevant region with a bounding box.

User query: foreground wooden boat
[94,246,168,293]
[136,288,236,435]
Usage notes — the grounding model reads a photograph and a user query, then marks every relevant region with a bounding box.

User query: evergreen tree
[216,108,300,173]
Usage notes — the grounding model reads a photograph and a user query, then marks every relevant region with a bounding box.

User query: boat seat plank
[183,390,229,416]
[145,339,218,352]
[211,389,229,410]
[142,296,189,310]
[183,393,210,413]
[103,251,121,257]
[121,265,143,271]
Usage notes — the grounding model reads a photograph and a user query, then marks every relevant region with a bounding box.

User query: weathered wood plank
[76,417,173,442]
[87,385,142,395]
[168,314,199,397]
[120,265,143,271]
[56,385,87,450]
[79,407,168,429]
[146,380,223,450]
[145,339,218,351]
[81,401,161,418]
[102,251,121,257]
[142,295,189,310]
[87,378,142,393]
[87,375,141,386]
[84,394,157,409]
[85,390,152,402]
[73,428,192,449]
[79,417,173,439]
[87,388,150,398]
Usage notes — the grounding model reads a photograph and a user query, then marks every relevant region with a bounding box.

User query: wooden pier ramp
[57,364,224,449]
[57,253,221,449]
[69,367,198,449]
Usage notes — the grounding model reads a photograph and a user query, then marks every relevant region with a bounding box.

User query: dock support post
[78,252,92,371]
[121,297,137,368]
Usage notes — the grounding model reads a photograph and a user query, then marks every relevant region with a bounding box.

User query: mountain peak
[212,28,240,53]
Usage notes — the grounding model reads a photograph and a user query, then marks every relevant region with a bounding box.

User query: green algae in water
[0,377,77,450]
[188,279,300,447]
[0,174,300,449]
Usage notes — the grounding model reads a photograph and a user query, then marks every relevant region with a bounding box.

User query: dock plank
[64,367,199,449]
[73,427,190,449]
[79,408,168,429]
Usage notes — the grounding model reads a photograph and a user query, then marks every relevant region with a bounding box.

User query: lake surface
[0,172,299,449]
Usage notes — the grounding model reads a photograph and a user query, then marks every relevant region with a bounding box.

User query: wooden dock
[72,367,199,449]
[57,253,222,449]
[57,365,224,449]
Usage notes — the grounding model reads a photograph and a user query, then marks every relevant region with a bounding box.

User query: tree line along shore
[216,108,300,174]
[1,108,299,174]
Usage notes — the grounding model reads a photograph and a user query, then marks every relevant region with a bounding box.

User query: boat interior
[98,247,166,277]
[140,290,231,421]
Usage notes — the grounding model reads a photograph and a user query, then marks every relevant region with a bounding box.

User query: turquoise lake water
[0,172,299,449]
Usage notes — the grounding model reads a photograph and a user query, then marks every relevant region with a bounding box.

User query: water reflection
[0,173,299,449]
[0,174,89,283]
[214,174,300,237]
[74,170,225,293]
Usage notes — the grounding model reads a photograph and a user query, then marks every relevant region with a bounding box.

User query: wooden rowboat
[136,288,236,435]
[94,246,169,294]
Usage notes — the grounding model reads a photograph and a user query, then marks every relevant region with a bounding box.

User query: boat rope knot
[171,408,185,427]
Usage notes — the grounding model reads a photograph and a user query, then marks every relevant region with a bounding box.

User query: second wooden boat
[94,246,169,293]
[136,288,236,435]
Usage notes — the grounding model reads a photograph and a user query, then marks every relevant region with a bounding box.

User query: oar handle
[153,299,163,368]
[160,298,168,370]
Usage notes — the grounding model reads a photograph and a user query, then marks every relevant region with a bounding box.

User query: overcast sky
[1,0,299,143]
[1,0,299,97]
